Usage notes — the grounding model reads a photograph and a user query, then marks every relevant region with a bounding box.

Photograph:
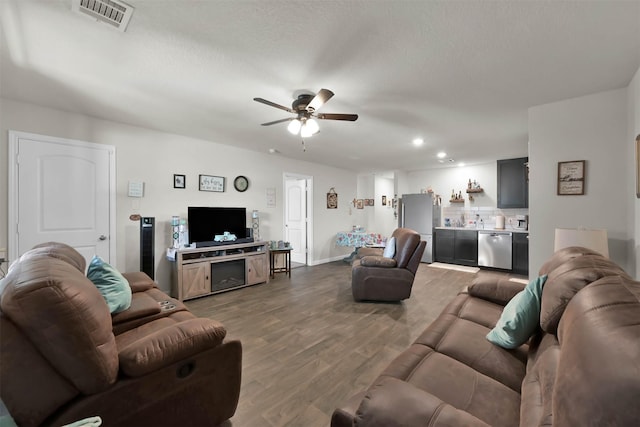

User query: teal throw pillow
[486,275,548,349]
[383,237,396,258]
[87,255,132,314]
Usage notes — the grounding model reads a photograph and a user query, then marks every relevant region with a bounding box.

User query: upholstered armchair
[351,228,426,301]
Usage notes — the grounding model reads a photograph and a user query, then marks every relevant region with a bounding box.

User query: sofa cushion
[87,255,133,314]
[378,345,521,427]
[538,245,605,277]
[486,275,547,349]
[520,333,559,427]
[468,276,526,306]
[552,275,640,425]
[413,294,527,393]
[17,241,87,272]
[1,256,118,394]
[540,254,628,333]
[356,376,491,427]
[116,317,227,377]
[121,271,156,293]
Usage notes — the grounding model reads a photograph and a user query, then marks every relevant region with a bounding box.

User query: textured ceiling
[1,0,639,172]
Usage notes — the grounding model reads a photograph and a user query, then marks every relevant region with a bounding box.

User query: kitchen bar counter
[435,227,528,233]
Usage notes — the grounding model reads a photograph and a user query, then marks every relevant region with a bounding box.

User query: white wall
[373,174,395,237]
[0,98,358,290]
[628,66,640,278]
[529,88,630,275]
[406,162,498,209]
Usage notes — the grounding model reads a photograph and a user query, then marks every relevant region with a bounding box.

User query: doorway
[8,131,116,265]
[283,173,313,266]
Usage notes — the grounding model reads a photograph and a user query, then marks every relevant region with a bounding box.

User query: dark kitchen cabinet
[512,232,529,276]
[497,157,528,208]
[454,230,478,266]
[434,229,478,267]
[434,229,455,263]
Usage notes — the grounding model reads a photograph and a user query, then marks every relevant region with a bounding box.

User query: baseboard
[308,255,349,266]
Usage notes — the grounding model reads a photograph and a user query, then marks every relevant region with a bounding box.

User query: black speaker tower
[140,217,155,279]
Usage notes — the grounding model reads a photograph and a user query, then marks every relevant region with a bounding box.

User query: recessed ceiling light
[458,162,466,167]
[448,158,455,163]
[412,138,424,147]
[437,151,447,158]
[268,148,279,154]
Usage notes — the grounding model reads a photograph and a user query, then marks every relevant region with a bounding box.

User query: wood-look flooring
[186,261,521,427]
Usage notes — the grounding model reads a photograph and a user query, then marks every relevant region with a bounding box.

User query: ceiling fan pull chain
[301,138,306,152]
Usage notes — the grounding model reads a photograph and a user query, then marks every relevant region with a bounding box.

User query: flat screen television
[188,207,247,246]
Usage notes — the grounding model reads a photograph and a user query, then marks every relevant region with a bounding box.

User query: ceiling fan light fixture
[287,119,301,135]
[305,118,320,135]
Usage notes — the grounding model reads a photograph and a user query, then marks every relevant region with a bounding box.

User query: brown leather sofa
[0,242,241,427]
[351,228,426,301]
[333,246,640,426]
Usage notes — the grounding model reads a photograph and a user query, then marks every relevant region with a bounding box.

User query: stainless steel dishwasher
[478,231,512,270]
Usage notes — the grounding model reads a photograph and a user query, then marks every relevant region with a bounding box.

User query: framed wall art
[557,160,585,195]
[356,199,364,209]
[382,195,387,206]
[199,174,225,192]
[327,188,338,209]
[173,174,185,189]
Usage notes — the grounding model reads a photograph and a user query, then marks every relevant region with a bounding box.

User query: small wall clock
[233,175,249,192]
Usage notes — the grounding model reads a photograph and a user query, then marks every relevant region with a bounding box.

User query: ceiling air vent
[72,0,134,32]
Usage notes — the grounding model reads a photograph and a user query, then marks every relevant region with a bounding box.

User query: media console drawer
[171,241,270,301]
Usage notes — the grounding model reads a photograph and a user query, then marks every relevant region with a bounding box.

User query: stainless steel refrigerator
[398,193,441,263]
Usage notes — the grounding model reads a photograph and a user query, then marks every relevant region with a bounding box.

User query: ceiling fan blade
[307,88,334,111]
[316,113,359,121]
[253,97,295,113]
[261,117,294,126]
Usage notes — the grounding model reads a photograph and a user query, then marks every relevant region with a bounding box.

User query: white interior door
[9,131,115,265]
[285,177,307,264]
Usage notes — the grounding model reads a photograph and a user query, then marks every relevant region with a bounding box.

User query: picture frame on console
[199,174,225,192]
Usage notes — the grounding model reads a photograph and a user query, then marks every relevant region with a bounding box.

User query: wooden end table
[269,247,292,278]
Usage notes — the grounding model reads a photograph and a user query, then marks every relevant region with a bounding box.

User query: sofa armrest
[467,277,526,305]
[121,271,156,293]
[118,318,226,377]
[355,377,490,427]
[359,256,397,268]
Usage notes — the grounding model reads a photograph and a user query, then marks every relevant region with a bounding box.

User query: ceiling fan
[253,89,358,138]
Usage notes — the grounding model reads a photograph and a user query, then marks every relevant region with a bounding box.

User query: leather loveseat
[332,246,640,426]
[0,242,241,427]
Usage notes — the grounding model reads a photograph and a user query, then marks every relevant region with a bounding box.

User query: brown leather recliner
[0,242,241,427]
[351,228,426,301]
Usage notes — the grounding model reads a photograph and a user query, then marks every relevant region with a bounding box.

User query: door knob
[99,235,107,241]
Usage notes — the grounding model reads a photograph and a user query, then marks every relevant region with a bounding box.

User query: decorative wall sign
[365,198,374,206]
[173,174,185,189]
[327,187,338,209]
[356,199,364,209]
[266,187,276,207]
[199,174,225,192]
[557,160,585,195]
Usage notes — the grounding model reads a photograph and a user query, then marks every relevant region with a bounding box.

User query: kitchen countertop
[434,227,529,234]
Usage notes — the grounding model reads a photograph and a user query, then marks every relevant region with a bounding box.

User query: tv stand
[171,240,269,301]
